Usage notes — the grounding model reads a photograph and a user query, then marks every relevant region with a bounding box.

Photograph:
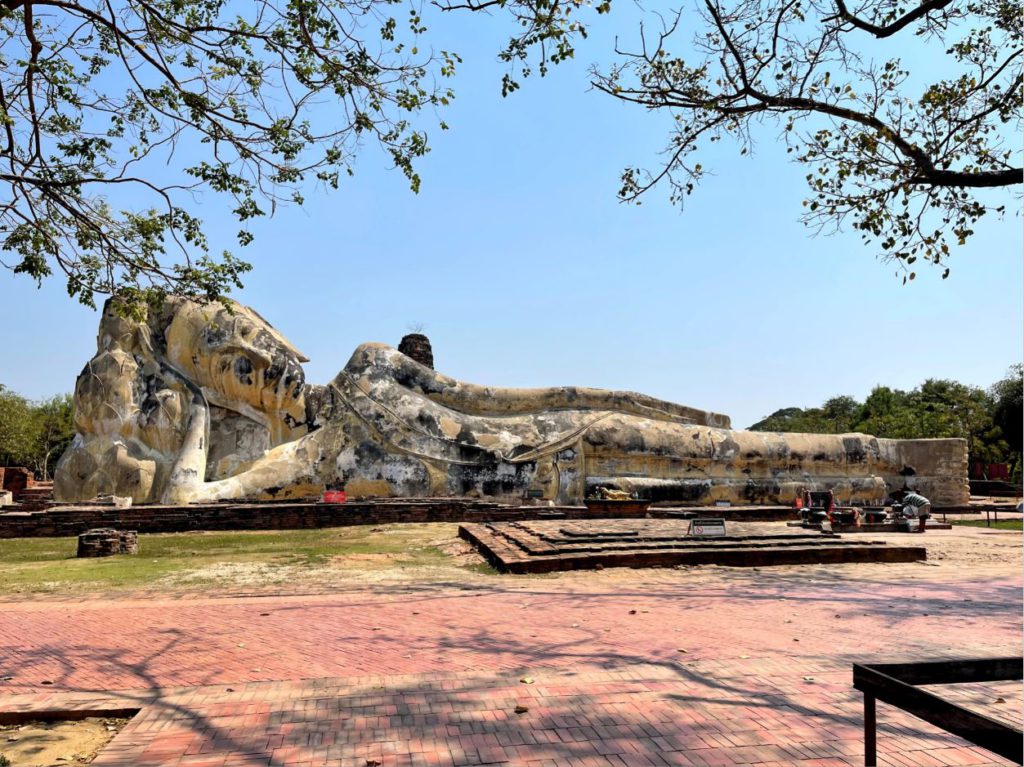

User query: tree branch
[831,0,954,38]
[910,167,1022,187]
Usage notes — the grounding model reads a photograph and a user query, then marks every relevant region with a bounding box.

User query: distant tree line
[0,385,74,481]
[749,365,1023,481]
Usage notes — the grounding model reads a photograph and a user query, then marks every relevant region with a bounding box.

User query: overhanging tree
[588,0,1022,278]
[2,0,1019,306]
[0,0,462,311]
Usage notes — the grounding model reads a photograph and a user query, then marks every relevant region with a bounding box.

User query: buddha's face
[163,300,308,444]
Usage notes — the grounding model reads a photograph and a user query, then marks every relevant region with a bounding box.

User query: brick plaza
[0,525,1020,766]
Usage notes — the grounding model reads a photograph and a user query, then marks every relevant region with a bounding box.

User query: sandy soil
[5,521,1020,600]
[151,521,1024,596]
[0,718,127,766]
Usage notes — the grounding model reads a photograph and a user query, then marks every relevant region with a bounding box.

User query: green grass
[0,524,492,595]
[950,518,1023,531]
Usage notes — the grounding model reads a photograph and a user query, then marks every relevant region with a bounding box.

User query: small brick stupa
[398,333,434,370]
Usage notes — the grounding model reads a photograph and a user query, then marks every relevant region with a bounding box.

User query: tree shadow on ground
[0,544,1019,765]
[3,622,1017,766]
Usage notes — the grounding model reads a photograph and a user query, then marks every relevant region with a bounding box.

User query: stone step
[460,519,929,573]
[13,485,55,511]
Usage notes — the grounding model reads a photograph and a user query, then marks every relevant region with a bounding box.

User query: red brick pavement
[1,663,1018,767]
[0,560,1020,765]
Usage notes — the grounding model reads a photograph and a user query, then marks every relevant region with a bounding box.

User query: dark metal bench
[852,657,1023,766]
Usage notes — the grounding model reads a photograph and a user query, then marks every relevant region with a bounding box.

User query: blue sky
[1,4,1020,429]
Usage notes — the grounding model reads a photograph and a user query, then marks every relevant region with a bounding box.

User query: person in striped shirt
[901,491,932,533]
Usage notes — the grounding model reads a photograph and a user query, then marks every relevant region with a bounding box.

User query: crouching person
[902,491,932,533]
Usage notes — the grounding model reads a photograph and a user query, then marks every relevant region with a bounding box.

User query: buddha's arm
[161,393,209,503]
[161,399,323,504]
[344,343,731,427]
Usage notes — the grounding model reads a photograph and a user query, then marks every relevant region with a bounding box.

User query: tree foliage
[31,392,75,479]
[0,384,34,467]
[0,0,462,312]
[989,363,1022,474]
[1,0,1018,307]
[749,369,1018,467]
[0,385,74,479]
[588,0,1021,277]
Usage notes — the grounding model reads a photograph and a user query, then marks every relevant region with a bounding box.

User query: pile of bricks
[76,528,139,557]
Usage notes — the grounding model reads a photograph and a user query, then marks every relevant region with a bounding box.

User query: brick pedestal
[76,528,139,557]
[398,333,434,369]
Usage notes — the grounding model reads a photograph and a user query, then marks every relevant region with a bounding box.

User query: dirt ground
[111,521,1024,597]
[0,718,127,766]
[0,520,1019,600]
[339,521,1019,588]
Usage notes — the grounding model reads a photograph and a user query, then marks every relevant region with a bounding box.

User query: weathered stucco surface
[55,298,970,507]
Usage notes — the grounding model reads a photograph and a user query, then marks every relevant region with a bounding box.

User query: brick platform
[460,519,927,573]
[0,500,798,538]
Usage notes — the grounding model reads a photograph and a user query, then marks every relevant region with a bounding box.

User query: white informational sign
[688,518,727,537]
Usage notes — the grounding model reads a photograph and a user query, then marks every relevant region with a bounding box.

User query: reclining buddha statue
[54,297,969,507]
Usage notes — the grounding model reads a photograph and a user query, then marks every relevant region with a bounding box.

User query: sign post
[688,518,727,537]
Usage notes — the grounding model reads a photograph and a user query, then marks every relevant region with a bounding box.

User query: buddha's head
[57,297,313,503]
[159,298,309,444]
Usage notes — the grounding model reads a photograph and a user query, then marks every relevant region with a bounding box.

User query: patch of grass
[950,518,1022,531]
[0,524,493,595]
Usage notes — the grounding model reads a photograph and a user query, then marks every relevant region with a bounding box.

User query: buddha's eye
[234,356,254,385]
